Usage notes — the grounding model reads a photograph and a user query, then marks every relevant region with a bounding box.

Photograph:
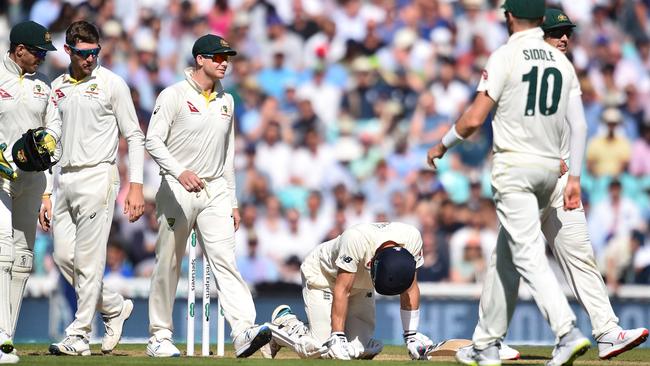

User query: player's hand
[321,332,352,360]
[426,143,447,170]
[232,208,241,231]
[178,170,204,193]
[124,183,145,222]
[404,331,435,360]
[559,160,568,177]
[563,175,581,210]
[39,195,52,232]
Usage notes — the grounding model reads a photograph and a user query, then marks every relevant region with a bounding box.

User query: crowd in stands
[4,0,650,294]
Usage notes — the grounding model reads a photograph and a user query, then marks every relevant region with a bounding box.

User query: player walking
[144,34,270,358]
[0,21,59,364]
[47,21,143,356]
[538,8,647,358]
[428,1,592,365]
[263,222,458,360]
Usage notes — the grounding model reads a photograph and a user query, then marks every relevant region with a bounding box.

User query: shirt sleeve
[477,48,508,102]
[223,94,238,208]
[111,76,145,184]
[145,88,186,179]
[335,229,365,273]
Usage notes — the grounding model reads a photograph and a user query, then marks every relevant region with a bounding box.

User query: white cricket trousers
[0,171,46,336]
[541,173,619,338]
[148,178,255,339]
[473,154,577,349]
[52,163,125,337]
[302,283,376,346]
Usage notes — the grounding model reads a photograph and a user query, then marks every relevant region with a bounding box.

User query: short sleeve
[568,64,582,99]
[335,229,365,273]
[477,49,509,102]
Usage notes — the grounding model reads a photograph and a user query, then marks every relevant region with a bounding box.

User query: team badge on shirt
[187,101,200,114]
[167,218,176,229]
[84,83,99,97]
[54,89,65,100]
[221,104,229,116]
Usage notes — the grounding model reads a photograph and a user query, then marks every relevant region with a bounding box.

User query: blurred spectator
[255,120,292,191]
[629,122,650,176]
[588,179,643,258]
[237,232,279,286]
[362,159,405,214]
[408,92,451,152]
[586,108,631,176]
[105,240,134,279]
[430,56,470,121]
[417,230,450,282]
[301,191,333,244]
[450,232,486,284]
[345,192,374,227]
[289,128,336,190]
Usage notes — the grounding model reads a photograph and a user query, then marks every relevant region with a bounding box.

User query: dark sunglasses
[68,44,102,58]
[24,46,47,59]
[545,28,573,39]
[201,54,229,63]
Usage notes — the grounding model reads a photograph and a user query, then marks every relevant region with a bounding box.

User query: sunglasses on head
[201,53,229,63]
[24,46,47,59]
[545,28,573,39]
[68,44,102,58]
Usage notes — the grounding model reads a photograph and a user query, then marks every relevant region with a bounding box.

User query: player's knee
[11,250,33,274]
[0,240,12,264]
[52,243,72,268]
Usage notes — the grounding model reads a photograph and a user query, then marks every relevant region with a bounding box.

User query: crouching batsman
[263,222,471,360]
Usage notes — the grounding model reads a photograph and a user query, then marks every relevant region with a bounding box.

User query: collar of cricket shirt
[3,52,35,77]
[184,67,223,102]
[64,63,100,84]
[507,27,544,44]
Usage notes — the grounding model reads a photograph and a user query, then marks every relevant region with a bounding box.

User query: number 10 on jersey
[522,66,563,116]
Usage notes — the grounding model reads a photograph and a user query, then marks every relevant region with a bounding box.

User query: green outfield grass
[13,344,650,365]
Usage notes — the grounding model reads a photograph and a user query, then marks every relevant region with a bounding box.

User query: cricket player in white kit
[46,21,144,356]
[0,21,59,364]
[264,222,452,360]
[537,8,647,358]
[428,1,592,365]
[145,34,271,358]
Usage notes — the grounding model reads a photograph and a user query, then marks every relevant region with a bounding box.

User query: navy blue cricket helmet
[371,246,416,296]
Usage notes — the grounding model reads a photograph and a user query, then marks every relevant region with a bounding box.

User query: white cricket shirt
[145,68,237,208]
[478,28,581,161]
[49,65,144,183]
[301,222,424,291]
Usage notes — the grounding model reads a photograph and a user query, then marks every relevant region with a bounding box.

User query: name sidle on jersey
[523,49,556,62]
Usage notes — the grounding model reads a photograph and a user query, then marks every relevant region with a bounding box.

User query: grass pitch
[14,343,650,365]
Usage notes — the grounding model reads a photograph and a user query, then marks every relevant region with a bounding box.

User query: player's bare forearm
[454,92,495,138]
[124,182,145,222]
[331,270,355,333]
[400,275,420,311]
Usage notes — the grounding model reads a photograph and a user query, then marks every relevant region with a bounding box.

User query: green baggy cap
[542,8,577,31]
[192,34,237,58]
[502,0,545,19]
[10,21,56,51]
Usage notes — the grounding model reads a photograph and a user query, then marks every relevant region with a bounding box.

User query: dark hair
[8,43,17,53]
[65,21,100,46]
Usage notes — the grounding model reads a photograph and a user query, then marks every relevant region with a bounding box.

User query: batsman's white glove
[404,331,435,360]
[321,332,352,360]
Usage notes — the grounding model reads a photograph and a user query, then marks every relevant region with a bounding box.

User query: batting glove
[404,331,435,360]
[322,332,352,360]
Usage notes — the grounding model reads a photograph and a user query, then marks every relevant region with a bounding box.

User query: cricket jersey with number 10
[478,27,581,161]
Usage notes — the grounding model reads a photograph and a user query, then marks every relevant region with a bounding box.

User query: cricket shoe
[597,327,648,359]
[0,350,18,364]
[456,344,501,366]
[102,299,134,353]
[547,327,590,366]
[0,331,13,355]
[234,324,272,358]
[146,334,180,357]
[49,335,91,356]
[498,343,520,360]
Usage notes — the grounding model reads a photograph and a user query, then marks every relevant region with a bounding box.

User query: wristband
[42,194,51,199]
[441,125,464,148]
[401,309,420,334]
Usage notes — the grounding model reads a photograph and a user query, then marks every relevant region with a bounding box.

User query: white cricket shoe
[146,335,180,357]
[0,350,18,364]
[456,344,501,366]
[547,328,590,366]
[102,299,134,354]
[597,327,649,359]
[234,324,272,358]
[49,335,91,356]
[498,343,520,360]
[0,331,14,356]
[264,305,305,358]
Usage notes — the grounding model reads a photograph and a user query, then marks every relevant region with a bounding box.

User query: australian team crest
[44,31,52,43]
[557,14,568,22]
[167,217,175,229]
[86,83,98,94]
[221,104,229,116]
[220,39,230,48]
[33,84,46,97]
